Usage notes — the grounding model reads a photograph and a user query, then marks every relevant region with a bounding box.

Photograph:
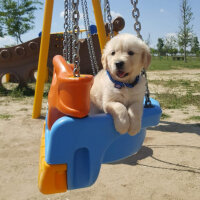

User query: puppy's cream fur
[90,33,151,135]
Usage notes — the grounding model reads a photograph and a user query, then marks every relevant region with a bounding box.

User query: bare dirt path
[0,69,199,200]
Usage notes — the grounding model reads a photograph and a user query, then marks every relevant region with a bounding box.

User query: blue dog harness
[106,70,140,89]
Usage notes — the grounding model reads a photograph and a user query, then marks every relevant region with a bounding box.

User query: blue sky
[0,0,199,48]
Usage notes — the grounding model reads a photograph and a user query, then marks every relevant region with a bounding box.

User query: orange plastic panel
[38,122,67,194]
[47,55,94,129]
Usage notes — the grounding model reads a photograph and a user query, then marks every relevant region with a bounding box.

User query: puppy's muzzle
[115,61,124,70]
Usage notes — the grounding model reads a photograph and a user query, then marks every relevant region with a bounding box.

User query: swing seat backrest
[47,55,93,129]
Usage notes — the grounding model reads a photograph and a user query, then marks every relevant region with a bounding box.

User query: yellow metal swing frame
[32,0,107,119]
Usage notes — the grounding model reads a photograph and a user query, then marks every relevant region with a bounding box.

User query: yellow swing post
[32,0,54,119]
[32,0,107,119]
[92,0,108,51]
[5,74,10,82]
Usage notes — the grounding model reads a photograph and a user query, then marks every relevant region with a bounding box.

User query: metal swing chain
[130,0,143,40]
[63,0,69,61]
[67,0,72,63]
[105,0,114,38]
[85,0,99,75]
[72,0,80,77]
[81,0,94,74]
[131,0,152,108]
[63,0,72,63]
[81,0,99,75]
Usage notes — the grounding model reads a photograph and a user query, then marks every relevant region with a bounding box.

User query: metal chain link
[131,0,152,108]
[67,0,72,63]
[86,2,99,74]
[81,0,99,75]
[81,0,94,74]
[141,69,152,107]
[130,0,143,40]
[63,0,72,63]
[106,0,114,38]
[72,0,80,77]
[88,32,99,74]
[63,0,69,60]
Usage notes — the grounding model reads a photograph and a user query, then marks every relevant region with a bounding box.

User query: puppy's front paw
[113,112,130,134]
[128,119,141,136]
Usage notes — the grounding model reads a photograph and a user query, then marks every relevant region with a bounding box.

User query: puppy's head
[102,33,151,82]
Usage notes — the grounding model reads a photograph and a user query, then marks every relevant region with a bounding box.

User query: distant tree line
[149,34,200,58]
[0,0,199,63]
[149,0,200,62]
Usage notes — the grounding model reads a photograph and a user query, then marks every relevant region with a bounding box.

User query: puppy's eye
[111,51,115,56]
[128,51,134,56]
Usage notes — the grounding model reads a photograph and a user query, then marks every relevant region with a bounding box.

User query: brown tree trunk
[184,44,187,62]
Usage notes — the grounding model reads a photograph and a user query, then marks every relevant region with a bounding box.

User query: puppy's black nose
[115,61,124,69]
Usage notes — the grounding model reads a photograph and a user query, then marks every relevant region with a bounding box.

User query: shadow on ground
[109,145,200,174]
[111,146,153,166]
[147,120,200,135]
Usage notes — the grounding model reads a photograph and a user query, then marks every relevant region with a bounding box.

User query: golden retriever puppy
[90,33,151,136]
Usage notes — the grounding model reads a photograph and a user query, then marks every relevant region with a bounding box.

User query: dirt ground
[0,69,200,200]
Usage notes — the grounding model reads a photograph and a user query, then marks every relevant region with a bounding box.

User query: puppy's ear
[141,50,151,70]
[101,50,108,70]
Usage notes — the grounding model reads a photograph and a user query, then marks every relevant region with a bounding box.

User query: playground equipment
[0,38,40,87]
[0,17,123,90]
[0,34,98,88]
[38,0,162,194]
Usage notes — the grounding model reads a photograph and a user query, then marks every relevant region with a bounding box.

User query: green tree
[191,36,200,56]
[0,0,42,44]
[179,48,184,55]
[150,48,158,56]
[178,0,194,62]
[164,35,178,56]
[172,48,178,56]
[157,38,165,56]
[0,20,3,37]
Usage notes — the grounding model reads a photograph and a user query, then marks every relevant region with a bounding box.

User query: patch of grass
[161,113,170,119]
[155,93,200,110]
[149,79,200,93]
[0,83,51,98]
[150,56,200,71]
[0,85,34,97]
[43,82,51,98]
[0,114,13,120]
[0,86,9,95]
[155,93,182,109]
[150,77,200,112]
[11,86,35,97]
[18,108,28,112]
[188,116,200,121]
[166,79,191,88]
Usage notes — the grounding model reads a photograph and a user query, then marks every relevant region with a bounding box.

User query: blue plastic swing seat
[44,98,162,190]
